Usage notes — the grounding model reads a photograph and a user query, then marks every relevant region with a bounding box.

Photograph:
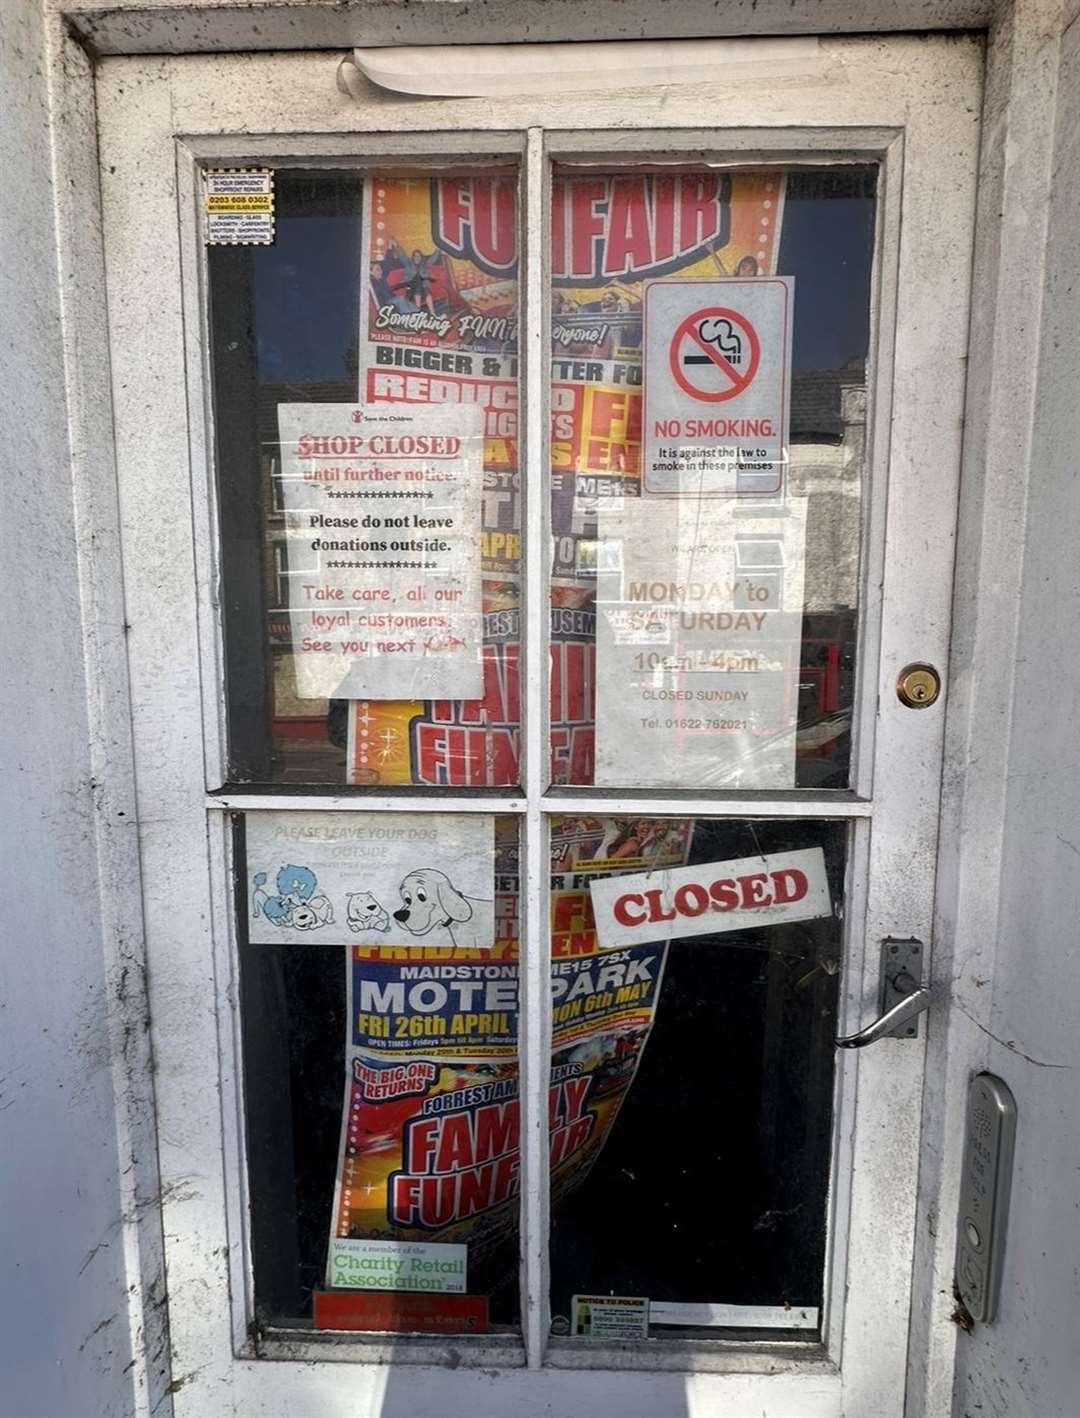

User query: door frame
[90,33,982,1418]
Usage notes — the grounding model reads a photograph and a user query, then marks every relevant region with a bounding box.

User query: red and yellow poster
[347,171,785,787]
[549,172,784,509]
[326,817,692,1278]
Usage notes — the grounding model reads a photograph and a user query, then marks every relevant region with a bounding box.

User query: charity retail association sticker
[328,1238,467,1293]
[642,277,792,495]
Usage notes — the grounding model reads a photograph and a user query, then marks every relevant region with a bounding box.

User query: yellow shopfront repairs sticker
[204,168,274,245]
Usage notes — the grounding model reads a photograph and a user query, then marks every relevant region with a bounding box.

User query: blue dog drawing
[277,864,316,903]
[252,864,335,930]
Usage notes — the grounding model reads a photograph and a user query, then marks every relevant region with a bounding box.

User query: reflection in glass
[212,169,521,786]
[238,814,522,1334]
[212,166,872,790]
[548,815,846,1338]
[548,167,876,788]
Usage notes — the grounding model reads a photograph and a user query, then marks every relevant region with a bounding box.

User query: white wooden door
[97,33,981,1418]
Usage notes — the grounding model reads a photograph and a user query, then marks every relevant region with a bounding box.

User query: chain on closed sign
[642,277,793,495]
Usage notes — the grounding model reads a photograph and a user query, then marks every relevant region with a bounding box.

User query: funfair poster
[326,816,692,1282]
[347,171,786,787]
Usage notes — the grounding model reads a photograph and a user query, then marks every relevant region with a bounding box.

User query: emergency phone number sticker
[204,168,274,246]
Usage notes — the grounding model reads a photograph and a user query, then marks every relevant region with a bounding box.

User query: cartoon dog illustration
[346,891,390,934]
[276,864,318,907]
[252,864,333,930]
[252,872,277,921]
[252,871,296,926]
[393,869,492,949]
[291,895,335,930]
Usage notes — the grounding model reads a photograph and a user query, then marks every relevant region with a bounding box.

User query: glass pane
[548,167,876,788]
[547,815,846,1340]
[237,811,522,1336]
[211,167,521,785]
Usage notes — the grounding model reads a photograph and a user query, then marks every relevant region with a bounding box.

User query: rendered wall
[0,3,136,1414]
[949,12,1080,1416]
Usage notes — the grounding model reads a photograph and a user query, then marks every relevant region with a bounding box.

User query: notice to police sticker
[204,168,274,246]
[571,1294,650,1340]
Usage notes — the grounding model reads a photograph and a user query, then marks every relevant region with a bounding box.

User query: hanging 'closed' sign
[588,847,832,949]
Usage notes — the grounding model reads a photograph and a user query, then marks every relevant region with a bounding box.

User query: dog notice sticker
[204,168,274,245]
[642,277,792,495]
[245,809,494,948]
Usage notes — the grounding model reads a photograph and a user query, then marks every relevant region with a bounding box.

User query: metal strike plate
[880,937,924,1037]
[955,1074,1017,1324]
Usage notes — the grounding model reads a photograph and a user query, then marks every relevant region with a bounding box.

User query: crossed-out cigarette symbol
[669,305,761,403]
[683,316,744,367]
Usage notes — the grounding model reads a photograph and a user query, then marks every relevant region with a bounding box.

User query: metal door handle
[835,976,932,1049]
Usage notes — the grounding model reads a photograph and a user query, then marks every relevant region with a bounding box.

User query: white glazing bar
[176,145,227,791]
[206,794,526,814]
[185,133,526,164]
[519,126,551,1370]
[538,794,872,819]
[649,1302,820,1330]
[849,135,902,802]
[821,816,871,1362]
[206,810,255,1354]
[206,794,868,818]
[545,128,897,158]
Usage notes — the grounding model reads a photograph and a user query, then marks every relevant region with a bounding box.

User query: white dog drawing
[346,891,390,934]
[393,869,492,949]
[290,894,335,930]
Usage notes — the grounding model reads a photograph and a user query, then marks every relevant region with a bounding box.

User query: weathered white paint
[519,125,552,1368]
[0,5,161,1418]
[96,33,978,1417]
[56,0,995,57]
[834,35,980,1416]
[906,4,1080,1418]
[47,14,174,1416]
[964,23,1080,1416]
[913,3,1080,1417]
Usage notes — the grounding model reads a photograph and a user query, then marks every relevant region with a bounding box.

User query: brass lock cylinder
[897,663,941,708]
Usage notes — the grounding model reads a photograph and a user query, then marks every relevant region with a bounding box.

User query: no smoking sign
[643,278,792,495]
[669,306,761,402]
